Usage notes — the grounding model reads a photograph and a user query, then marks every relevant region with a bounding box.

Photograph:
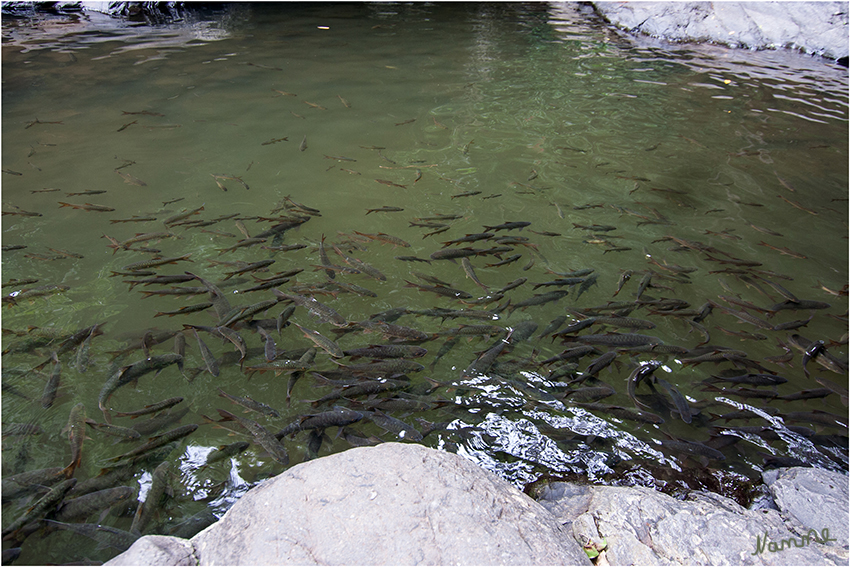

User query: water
[2,3,848,563]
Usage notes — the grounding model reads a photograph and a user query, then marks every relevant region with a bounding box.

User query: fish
[58,202,115,212]
[572,274,599,302]
[154,302,214,317]
[130,461,171,535]
[375,178,407,188]
[122,254,193,272]
[403,280,472,300]
[331,245,386,280]
[299,135,308,151]
[463,330,514,377]
[757,241,807,259]
[344,337,426,358]
[189,329,220,377]
[485,254,522,268]
[257,326,278,362]
[163,205,204,226]
[1,467,67,502]
[304,101,326,110]
[657,439,725,461]
[509,290,570,313]
[218,299,279,327]
[53,485,134,523]
[115,170,146,186]
[222,259,275,280]
[1,478,78,537]
[337,94,351,108]
[107,424,198,463]
[272,290,348,327]
[84,419,141,441]
[275,406,365,439]
[41,352,61,409]
[482,221,530,231]
[60,403,87,479]
[42,520,138,551]
[113,397,184,419]
[218,388,280,418]
[216,410,289,465]
[98,353,184,416]
[353,231,410,248]
[204,441,251,466]
[368,410,423,441]
[292,322,344,358]
[366,206,404,214]
[654,378,692,424]
[575,403,664,424]
[262,136,289,145]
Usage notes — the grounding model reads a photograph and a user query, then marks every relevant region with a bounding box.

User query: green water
[2,3,848,563]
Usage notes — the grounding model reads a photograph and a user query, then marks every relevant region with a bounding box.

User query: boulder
[592,1,849,61]
[537,469,849,566]
[107,443,590,566]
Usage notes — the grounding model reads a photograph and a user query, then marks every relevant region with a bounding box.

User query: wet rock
[540,475,849,565]
[106,535,196,566]
[108,443,590,566]
[592,1,849,61]
[763,466,849,548]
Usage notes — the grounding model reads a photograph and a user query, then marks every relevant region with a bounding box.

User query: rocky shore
[106,443,848,566]
[591,1,849,63]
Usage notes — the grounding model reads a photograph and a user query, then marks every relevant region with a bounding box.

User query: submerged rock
[592,1,849,62]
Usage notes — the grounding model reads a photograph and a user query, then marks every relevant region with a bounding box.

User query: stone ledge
[591,1,849,61]
[106,444,848,566]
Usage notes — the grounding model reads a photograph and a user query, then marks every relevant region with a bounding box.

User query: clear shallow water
[2,3,848,563]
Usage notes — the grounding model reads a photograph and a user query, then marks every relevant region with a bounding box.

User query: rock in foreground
[107,443,848,566]
[108,443,590,565]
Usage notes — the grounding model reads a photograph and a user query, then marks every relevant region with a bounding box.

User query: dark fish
[61,403,87,478]
[107,424,198,463]
[1,467,66,502]
[222,259,275,280]
[368,410,423,441]
[655,378,692,424]
[575,403,664,424]
[54,486,134,523]
[463,330,514,377]
[114,397,184,419]
[204,441,251,466]
[575,333,662,347]
[1,478,77,537]
[657,439,725,461]
[275,406,365,439]
[292,323,344,358]
[98,354,183,416]
[272,290,347,327]
[43,519,139,551]
[130,461,170,535]
[190,329,220,377]
[335,359,425,375]
[218,388,281,419]
[85,419,141,441]
[41,352,61,409]
[343,344,427,359]
[483,221,530,231]
[58,201,115,212]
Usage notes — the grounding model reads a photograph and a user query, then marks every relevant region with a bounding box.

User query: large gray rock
[108,443,590,566]
[764,467,849,548]
[592,2,849,60]
[539,472,849,566]
[107,536,196,566]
